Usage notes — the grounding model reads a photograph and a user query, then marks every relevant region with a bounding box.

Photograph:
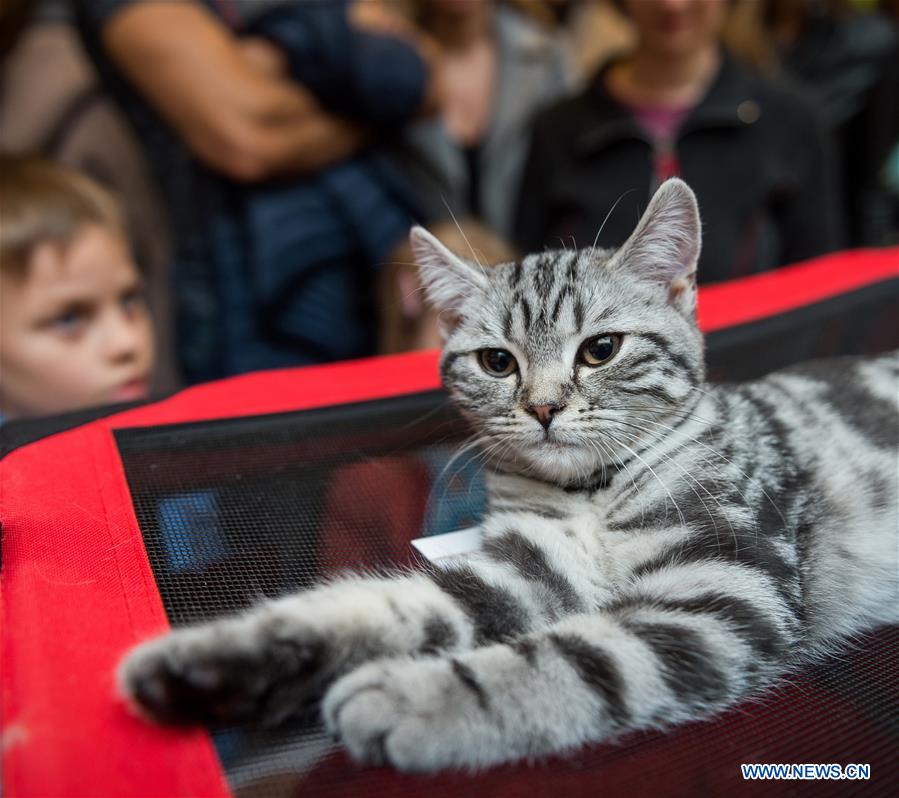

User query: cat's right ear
[609,178,701,316]
[410,226,489,329]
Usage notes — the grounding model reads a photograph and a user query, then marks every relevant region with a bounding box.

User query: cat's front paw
[119,618,326,727]
[322,658,499,772]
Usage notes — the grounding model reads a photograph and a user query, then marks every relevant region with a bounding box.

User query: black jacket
[514,52,845,283]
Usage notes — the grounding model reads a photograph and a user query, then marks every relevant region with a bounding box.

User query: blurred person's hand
[101,2,368,181]
[348,0,445,115]
[349,0,419,40]
[237,36,288,78]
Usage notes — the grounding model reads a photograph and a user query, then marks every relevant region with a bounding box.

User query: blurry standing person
[71,0,437,382]
[763,0,899,246]
[515,0,845,282]
[524,0,637,84]
[390,0,571,241]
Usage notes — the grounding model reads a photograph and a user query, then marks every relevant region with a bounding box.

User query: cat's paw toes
[119,632,258,725]
[322,659,488,772]
[119,623,325,727]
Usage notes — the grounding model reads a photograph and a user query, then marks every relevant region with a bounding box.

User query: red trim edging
[1,425,230,797]
[697,247,898,332]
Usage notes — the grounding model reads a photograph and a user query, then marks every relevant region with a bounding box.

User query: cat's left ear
[410,226,489,331]
[609,178,701,316]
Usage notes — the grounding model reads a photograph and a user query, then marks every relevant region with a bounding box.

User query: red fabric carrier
[2,247,897,798]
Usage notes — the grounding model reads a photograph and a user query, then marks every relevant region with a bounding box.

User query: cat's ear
[410,226,489,328]
[609,178,701,315]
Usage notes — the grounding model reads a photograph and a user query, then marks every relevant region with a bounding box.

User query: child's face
[0,224,156,419]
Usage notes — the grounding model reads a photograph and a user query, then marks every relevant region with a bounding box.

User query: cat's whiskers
[605,441,648,527]
[477,435,518,477]
[565,433,594,488]
[438,434,495,485]
[600,413,766,546]
[583,436,647,527]
[605,424,739,554]
[591,429,679,531]
[462,429,522,486]
[603,408,789,531]
[585,412,662,467]
[590,189,636,256]
[395,409,464,438]
[593,395,720,427]
[441,197,489,280]
[432,431,521,514]
[464,438,508,506]
[602,429,688,529]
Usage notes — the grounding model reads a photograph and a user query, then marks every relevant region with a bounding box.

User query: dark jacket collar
[576,49,758,155]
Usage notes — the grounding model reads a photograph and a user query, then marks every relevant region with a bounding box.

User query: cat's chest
[582,486,704,576]
[559,493,669,581]
[483,482,690,591]
[483,469,686,551]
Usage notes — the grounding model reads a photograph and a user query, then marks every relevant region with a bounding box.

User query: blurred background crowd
[1,0,897,421]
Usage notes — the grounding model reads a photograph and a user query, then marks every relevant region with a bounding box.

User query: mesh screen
[117,390,898,798]
[702,280,899,382]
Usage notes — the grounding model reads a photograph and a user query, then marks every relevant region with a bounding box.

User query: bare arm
[102,1,368,180]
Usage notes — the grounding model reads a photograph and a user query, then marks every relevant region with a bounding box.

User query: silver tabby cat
[120,179,898,772]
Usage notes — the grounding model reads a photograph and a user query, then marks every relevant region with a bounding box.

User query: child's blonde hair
[0,153,125,277]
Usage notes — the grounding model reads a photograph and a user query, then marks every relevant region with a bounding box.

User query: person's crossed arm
[101,1,368,181]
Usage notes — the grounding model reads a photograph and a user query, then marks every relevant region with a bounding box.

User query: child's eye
[121,289,147,315]
[51,310,88,336]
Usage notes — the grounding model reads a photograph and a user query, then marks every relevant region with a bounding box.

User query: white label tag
[411,527,482,569]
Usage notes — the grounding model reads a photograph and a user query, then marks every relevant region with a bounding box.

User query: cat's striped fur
[120,179,898,772]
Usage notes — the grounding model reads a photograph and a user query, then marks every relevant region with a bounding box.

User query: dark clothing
[780,11,899,246]
[463,146,482,219]
[515,51,844,283]
[387,6,571,240]
[73,0,425,382]
[247,2,425,129]
[239,1,425,368]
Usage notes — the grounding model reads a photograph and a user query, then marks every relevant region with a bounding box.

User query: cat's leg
[323,561,801,771]
[119,572,472,726]
[120,512,603,726]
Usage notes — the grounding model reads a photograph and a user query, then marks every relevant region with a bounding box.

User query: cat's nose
[526,403,566,430]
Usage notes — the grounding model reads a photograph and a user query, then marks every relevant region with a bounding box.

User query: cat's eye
[478,348,518,377]
[578,334,622,366]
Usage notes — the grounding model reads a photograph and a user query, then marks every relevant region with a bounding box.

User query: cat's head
[411,178,705,485]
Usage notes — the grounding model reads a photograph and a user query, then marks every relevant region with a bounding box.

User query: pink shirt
[625,101,694,182]
[627,102,693,143]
